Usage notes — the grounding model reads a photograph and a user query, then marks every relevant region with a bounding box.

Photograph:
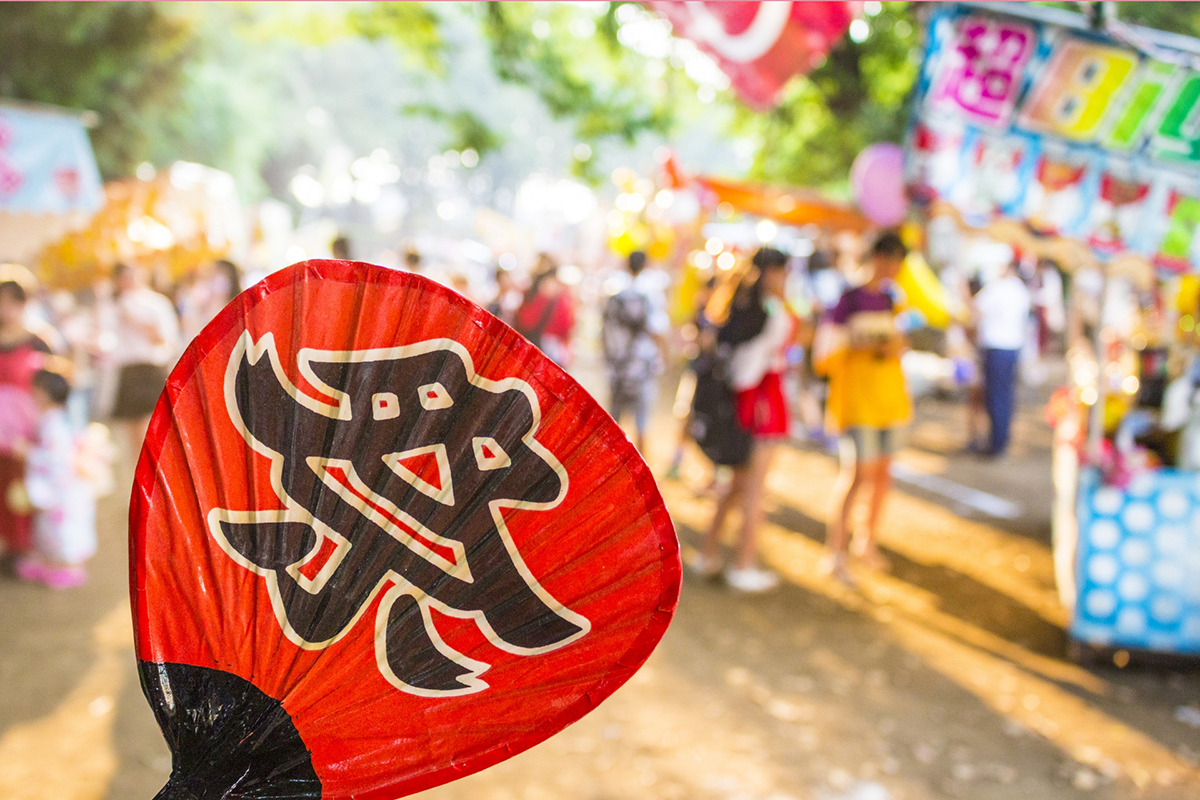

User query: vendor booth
[909,2,1200,659]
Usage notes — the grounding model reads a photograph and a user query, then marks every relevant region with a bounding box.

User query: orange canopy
[695,176,870,232]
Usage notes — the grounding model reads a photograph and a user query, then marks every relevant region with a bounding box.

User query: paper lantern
[130,261,680,799]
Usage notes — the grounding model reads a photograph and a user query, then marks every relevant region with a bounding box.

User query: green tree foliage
[731,3,920,191]
[400,104,502,156]
[0,2,193,179]
[347,2,445,73]
[347,5,499,158]
[354,2,685,180]
[9,1,1200,197]
[475,2,675,177]
[138,6,295,199]
[1112,1,1200,37]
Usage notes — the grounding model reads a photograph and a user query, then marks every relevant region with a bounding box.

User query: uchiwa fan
[130,261,680,799]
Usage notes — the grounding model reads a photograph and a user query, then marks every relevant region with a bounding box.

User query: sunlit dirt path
[0,361,1197,800]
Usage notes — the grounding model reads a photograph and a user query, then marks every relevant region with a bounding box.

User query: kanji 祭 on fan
[129,261,679,799]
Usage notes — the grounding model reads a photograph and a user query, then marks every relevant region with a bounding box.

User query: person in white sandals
[694,247,796,594]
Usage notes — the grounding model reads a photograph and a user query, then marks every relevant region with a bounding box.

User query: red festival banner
[130,261,680,799]
[645,1,857,110]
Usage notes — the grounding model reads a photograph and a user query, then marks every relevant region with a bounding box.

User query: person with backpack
[692,247,796,593]
[601,251,668,453]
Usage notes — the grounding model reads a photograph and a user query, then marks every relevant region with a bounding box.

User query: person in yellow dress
[815,231,911,585]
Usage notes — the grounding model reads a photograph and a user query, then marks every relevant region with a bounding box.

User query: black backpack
[688,343,752,467]
[718,282,768,348]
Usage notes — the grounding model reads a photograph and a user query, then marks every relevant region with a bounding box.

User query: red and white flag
[645,1,858,110]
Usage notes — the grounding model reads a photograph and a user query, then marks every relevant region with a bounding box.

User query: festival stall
[36,161,246,291]
[0,101,104,264]
[909,1,1200,660]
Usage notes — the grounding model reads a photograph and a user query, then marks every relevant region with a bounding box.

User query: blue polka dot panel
[1074,469,1200,655]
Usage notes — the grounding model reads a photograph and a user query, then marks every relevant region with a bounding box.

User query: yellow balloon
[895,252,954,329]
[1103,393,1129,434]
[609,230,638,257]
[1177,275,1200,315]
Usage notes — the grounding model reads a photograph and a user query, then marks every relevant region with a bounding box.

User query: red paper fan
[130,261,680,800]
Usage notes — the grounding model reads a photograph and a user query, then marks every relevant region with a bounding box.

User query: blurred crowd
[0,227,1066,596]
[0,257,230,589]
[0,242,586,591]
[595,229,1063,593]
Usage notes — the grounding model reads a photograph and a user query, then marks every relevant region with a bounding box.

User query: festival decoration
[896,252,955,329]
[908,3,1200,273]
[694,176,869,231]
[654,149,869,232]
[37,161,244,291]
[850,143,909,227]
[0,104,102,215]
[0,104,105,264]
[130,261,680,799]
[645,2,856,110]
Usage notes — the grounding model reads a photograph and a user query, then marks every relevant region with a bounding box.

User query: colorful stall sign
[130,261,680,799]
[645,1,856,110]
[908,4,1200,273]
[0,104,103,214]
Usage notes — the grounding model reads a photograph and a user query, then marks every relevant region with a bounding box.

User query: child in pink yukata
[15,369,96,588]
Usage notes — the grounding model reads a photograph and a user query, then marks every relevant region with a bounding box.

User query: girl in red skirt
[695,248,796,593]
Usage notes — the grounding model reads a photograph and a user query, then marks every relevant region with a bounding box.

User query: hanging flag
[0,104,103,214]
[130,260,680,800]
[645,1,857,110]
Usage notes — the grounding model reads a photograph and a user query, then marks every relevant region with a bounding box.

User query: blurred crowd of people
[0,256,239,589]
[587,228,1063,594]
[0,241,589,590]
[0,225,1063,597]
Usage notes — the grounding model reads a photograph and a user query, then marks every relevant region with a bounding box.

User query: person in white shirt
[972,260,1031,456]
[108,263,180,459]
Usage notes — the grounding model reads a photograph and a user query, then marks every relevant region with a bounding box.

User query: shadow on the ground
[761,501,1068,660]
[692,503,1200,775]
[787,437,1056,547]
[667,522,1197,800]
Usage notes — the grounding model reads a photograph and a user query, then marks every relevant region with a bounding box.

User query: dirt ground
[1,362,1198,800]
